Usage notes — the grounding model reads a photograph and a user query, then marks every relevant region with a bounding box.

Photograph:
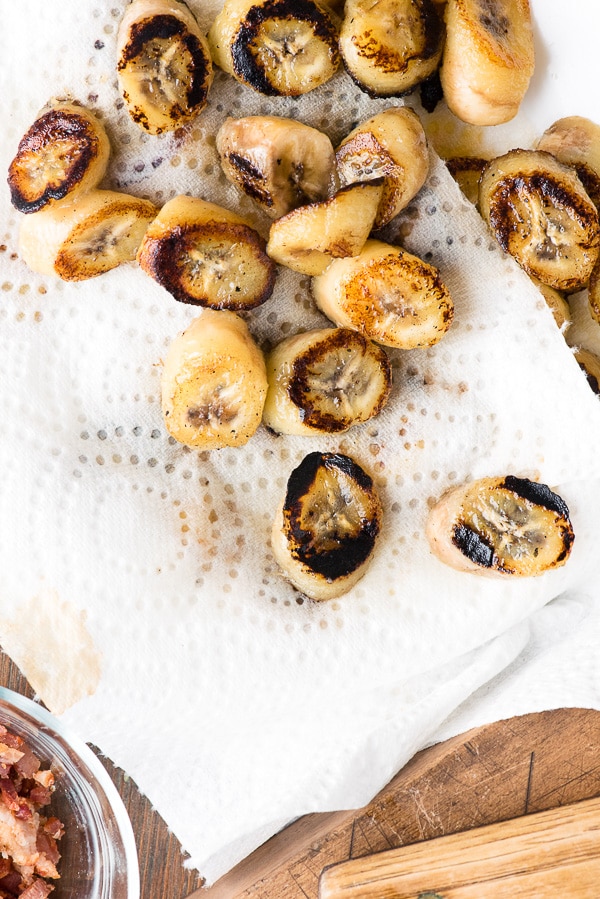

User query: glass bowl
[0,687,139,899]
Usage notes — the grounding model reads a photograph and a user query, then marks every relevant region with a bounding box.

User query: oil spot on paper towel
[0,592,101,714]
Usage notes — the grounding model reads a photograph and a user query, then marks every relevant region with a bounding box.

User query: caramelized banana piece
[426,475,574,577]
[479,149,600,292]
[263,327,392,435]
[440,0,535,126]
[529,277,570,331]
[161,310,268,449]
[537,116,600,209]
[335,107,430,228]
[445,156,488,207]
[574,348,600,396]
[208,0,340,97]
[18,189,158,281]
[312,238,453,348]
[272,451,382,600]
[117,0,213,134]
[7,102,110,214]
[216,116,335,219]
[137,195,276,310]
[339,0,444,97]
[266,180,383,275]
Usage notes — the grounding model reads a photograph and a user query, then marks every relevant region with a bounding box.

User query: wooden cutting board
[198,708,600,898]
[319,795,600,897]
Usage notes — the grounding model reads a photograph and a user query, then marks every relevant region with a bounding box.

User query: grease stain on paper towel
[0,592,101,714]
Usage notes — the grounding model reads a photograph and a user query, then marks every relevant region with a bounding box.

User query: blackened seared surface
[446,156,488,179]
[501,476,571,519]
[452,524,495,568]
[284,452,380,580]
[8,109,98,213]
[225,152,272,207]
[119,15,210,111]
[231,0,339,96]
[419,69,443,113]
[488,171,599,254]
[579,361,600,395]
[419,0,445,60]
[575,163,600,209]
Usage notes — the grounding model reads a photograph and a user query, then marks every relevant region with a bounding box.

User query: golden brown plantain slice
[479,149,600,293]
[208,0,339,96]
[8,101,110,214]
[440,0,535,125]
[161,310,268,449]
[263,327,392,435]
[426,475,574,577]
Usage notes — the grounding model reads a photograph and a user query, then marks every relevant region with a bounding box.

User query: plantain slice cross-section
[8,101,110,214]
[117,0,214,134]
[137,195,276,310]
[479,149,600,292]
[216,116,335,219]
[537,116,600,210]
[267,180,383,276]
[312,239,454,348]
[271,452,382,600]
[18,189,158,281]
[208,0,340,97]
[339,0,444,98]
[426,475,575,577]
[263,327,392,435]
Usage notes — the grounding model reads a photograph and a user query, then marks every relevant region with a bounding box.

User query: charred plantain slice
[271,451,382,600]
[161,310,268,449]
[426,475,574,577]
[137,195,276,310]
[263,327,392,435]
[479,149,600,293]
[537,116,600,210]
[7,101,110,214]
[339,0,444,98]
[216,115,335,219]
[117,0,213,134]
[208,0,340,97]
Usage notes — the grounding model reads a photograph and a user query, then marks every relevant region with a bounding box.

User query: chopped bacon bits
[19,879,54,899]
[0,726,63,896]
[27,786,51,808]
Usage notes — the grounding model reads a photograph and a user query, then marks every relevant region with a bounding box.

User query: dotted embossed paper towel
[2,0,600,884]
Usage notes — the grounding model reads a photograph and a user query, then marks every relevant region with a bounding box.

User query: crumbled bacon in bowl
[0,724,63,897]
[0,689,139,899]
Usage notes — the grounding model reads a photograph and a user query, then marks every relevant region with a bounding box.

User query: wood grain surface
[320,795,600,898]
[1,646,600,899]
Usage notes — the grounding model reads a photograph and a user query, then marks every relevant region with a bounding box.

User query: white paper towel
[1,0,600,886]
